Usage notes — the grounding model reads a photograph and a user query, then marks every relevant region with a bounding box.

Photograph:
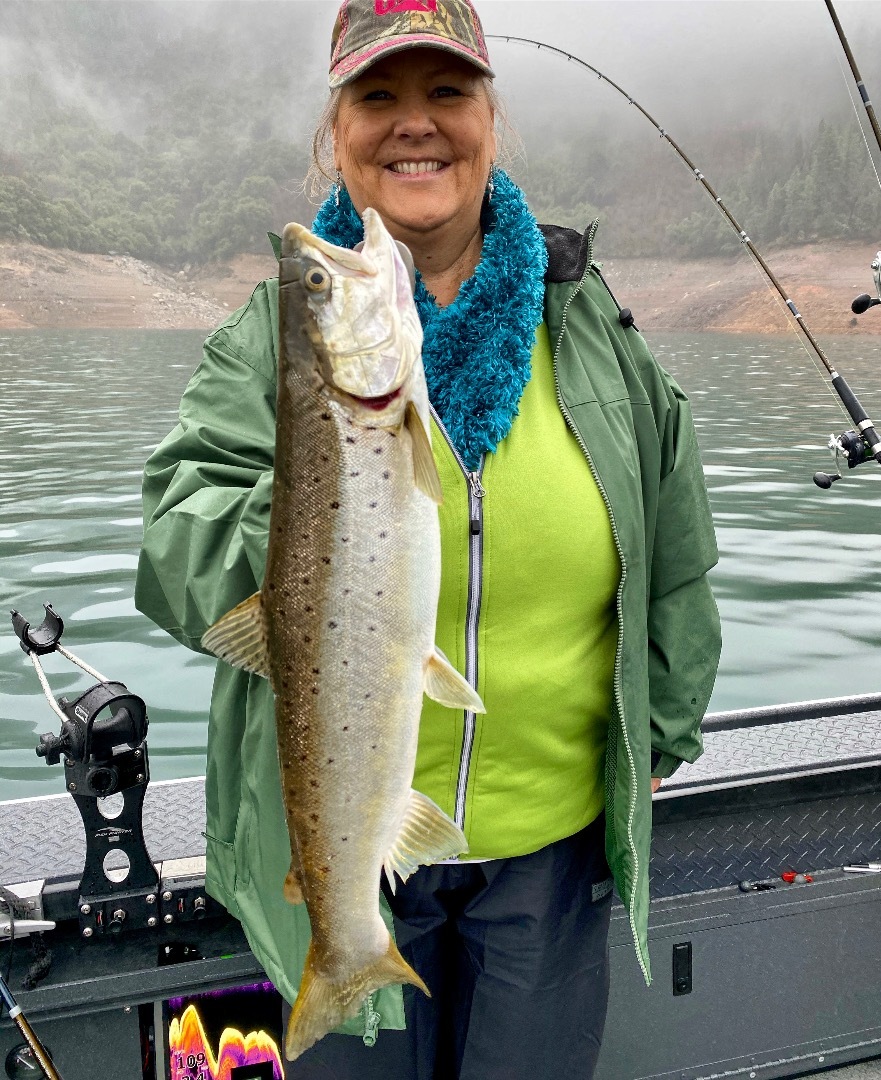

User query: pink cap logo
[374,0,437,13]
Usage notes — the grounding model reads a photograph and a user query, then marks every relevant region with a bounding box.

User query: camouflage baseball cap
[329,0,495,89]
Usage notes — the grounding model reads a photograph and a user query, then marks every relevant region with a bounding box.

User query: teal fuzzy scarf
[311,169,547,471]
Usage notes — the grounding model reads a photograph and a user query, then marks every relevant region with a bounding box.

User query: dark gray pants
[284,814,613,1080]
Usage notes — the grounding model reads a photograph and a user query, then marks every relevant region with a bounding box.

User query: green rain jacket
[135,222,721,1036]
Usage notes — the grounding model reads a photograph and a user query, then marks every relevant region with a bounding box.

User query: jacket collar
[539,221,598,284]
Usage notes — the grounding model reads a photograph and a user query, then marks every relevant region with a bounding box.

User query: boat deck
[3,692,881,1080]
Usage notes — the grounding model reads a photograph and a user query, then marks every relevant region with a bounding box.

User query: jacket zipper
[429,405,486,831]
[362,993,380,1046]
[549,250,648,985]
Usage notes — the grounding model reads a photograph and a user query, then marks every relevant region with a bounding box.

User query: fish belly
[267,399,439,974]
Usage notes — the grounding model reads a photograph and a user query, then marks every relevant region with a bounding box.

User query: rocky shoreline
[1,239,879,336]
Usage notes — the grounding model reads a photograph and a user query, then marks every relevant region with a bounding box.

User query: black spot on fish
[311,687,319,695]
[342,660,349,667]
[321,412,331,420]
[310,779,319,788]
[368,625,376,632]
[304,635,312,643]
[312,667,320,674]
[346,436,356,444]
[341,836,348,842]
[383,471,390,480]
[364,693,371,700]
[376,590,383,597]
[276,526,283,534]
[283,589,290,597]
[310,813,319,822]
[343,588,351,595]
[321,556,331,564]
[268,583,276,591]
[369,556,376,563]
[369,502,377,509]
[379,532,387,539]
[374,447,383,455]
[300,754,308,762]
[312,476,320,484]
[350,470,360,477]
[305,605,313,613]
[330,501,339,509]
[342,537,349,543]
[320,454,329,463]
[279,608,286,618]
[303,576,311,584]
[327,758,334,764]
[302,533,309,541]
[328,621,337,629]
[371,744,377,750]
[342,725,349,730]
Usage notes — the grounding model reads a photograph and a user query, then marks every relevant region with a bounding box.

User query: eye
[363,89,393,101]
[304,265,330,293]
[433,85,463,98]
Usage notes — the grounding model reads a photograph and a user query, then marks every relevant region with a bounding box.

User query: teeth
[390,161,444,175]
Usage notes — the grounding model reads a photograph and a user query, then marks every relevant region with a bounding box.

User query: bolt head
[68,782,77,792]
[80,904,91,915]
[162,890,173,902]
[133,749,142,759]
[147,916,157,928]
[146,893,156,905]
[163,913,174,924]
[124,1005,132,1014]
[82,926,94,938]
[112,909,126,921]
[136,773,145,782]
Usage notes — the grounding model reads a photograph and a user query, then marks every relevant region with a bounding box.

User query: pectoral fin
[201,592,270,678]
[424,648,485,712]
[405,400,443,505]
[382,789,468,892]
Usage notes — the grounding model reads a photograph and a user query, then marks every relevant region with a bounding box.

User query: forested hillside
[2,0,881,265]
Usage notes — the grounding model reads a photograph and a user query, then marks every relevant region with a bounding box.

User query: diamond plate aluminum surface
[664,711,881,790]
[1,777,206,883]
[5,702,881,896]
[651,790,881,896]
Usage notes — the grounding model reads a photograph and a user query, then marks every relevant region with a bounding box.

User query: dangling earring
[487,164,496,203]
[335,170,344,208]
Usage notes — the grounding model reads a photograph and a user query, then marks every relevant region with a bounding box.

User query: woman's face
[333,48,496,244]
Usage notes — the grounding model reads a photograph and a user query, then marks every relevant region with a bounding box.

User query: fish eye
[304,265,330,292]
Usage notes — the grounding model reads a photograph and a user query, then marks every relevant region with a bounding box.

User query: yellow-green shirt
[415,321,621,858]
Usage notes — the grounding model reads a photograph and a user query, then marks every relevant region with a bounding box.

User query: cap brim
[329,36,495,89]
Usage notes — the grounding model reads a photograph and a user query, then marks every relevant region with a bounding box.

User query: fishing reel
[813,429,873,488]
[10,604,159,932]
[850,250,881,315]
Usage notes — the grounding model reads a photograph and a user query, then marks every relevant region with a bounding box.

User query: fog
[2,1,880,262]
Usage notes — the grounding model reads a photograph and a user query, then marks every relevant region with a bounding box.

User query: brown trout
[202,209,484,1060]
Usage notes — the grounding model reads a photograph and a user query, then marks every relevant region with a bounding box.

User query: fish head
[280,209,422,423]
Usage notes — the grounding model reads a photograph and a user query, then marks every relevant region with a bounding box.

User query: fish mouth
[346,386,404,412]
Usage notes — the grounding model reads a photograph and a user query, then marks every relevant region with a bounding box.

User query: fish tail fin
[284,938,429,1061]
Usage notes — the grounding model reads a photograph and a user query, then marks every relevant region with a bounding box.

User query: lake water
[1,327,880,801]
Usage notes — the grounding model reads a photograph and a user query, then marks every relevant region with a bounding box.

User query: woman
[135,1,721,1077]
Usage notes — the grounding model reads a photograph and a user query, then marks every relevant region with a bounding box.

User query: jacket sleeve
[134,284,277,652]
[647,376,721,779]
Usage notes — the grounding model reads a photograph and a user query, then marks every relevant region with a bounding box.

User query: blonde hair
[304,77,520,203]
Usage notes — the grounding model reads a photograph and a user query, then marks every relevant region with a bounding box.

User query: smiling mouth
[387,161,447,175]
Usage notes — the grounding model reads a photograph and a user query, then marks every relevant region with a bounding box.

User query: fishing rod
[487,33,881,489]
[0,970,63,1080]
[824,0,881,160]
[823,0,881,320]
